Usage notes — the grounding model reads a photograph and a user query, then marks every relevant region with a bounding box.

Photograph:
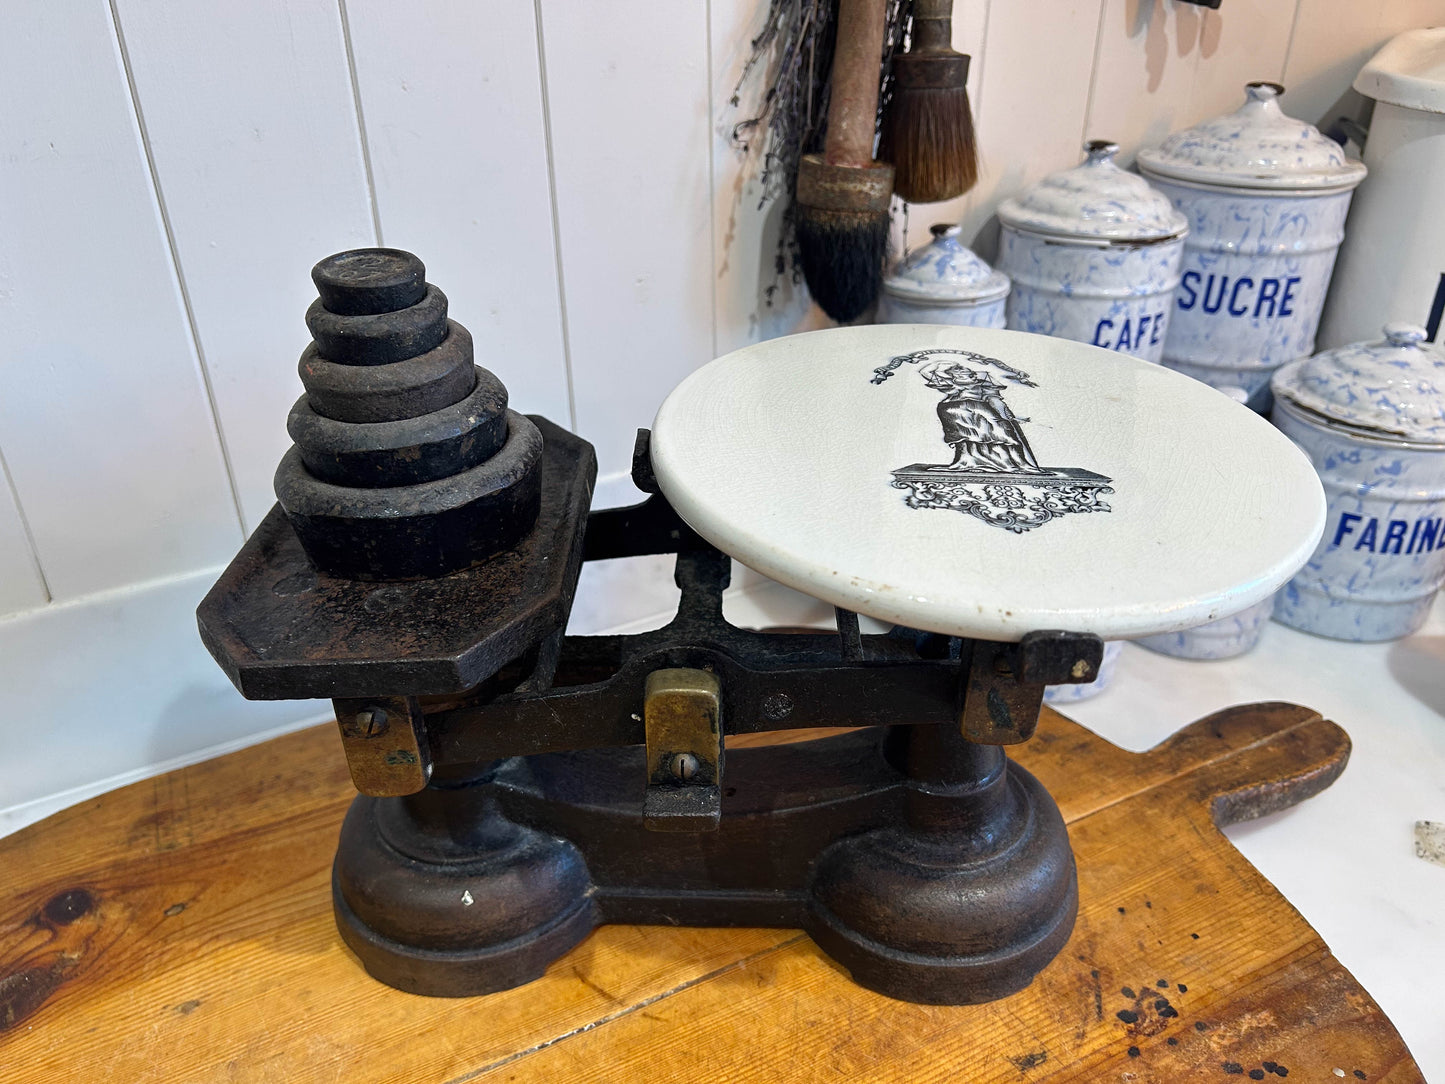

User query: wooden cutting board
[0,702,1423,1082]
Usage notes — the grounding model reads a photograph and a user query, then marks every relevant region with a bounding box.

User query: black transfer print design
[871,349,1114,533]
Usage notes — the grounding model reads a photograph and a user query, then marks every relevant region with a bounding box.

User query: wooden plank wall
[2,0,1444,826]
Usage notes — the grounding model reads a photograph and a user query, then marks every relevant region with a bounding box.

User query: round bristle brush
[879,0,978,204]
[794,0,894,324]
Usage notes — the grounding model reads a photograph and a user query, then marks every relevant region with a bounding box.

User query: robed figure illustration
[870,348,1114,534]
[918,362,1047,475]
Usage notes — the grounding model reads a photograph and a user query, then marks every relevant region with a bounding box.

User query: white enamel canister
[878,223,1010,327]
[1138,83,1366,408]
[1270,324,1445,641]
[996,141,1187,363]
[1320,30,1445,348]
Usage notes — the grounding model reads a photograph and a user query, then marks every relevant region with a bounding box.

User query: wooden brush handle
[911,0,955,53]
[824,0,888,168]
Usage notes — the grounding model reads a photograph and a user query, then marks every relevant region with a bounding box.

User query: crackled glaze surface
[1271,398,1445,641]
[651,325,1325,642]
[1135,595,1276,660]
[879,224,1009,328]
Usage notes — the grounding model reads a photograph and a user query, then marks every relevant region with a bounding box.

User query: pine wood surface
[0,703,1423,1082]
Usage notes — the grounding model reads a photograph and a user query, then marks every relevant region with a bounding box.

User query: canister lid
[1137,83,1367,192]
[1355,28,1445,114]
[883,224,1011,305]
[996,141,1188,243]
[1271,323,1445,443]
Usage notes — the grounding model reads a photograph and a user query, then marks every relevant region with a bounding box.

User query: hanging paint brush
[795,0,894,323]
[879,0,978,203]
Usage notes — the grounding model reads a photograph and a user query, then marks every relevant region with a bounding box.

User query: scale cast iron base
[332,725,1076,1003]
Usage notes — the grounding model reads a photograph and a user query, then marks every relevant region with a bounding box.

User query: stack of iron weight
[274,249,543,581]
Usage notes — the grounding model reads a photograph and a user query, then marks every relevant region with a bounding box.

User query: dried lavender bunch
[731,0,911,302]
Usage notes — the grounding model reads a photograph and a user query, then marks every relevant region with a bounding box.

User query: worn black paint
[1117,1009,1140,1024]
[1121,985,1136,998]
[1223,1063,1244,1075]
[1009,1051,1048,1070]
[1250,1071,1265,1080]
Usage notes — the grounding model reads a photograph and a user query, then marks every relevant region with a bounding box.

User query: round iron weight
[287,367,508,488]
[299,322,479,423]
[306,285,449,366]
[311,248,428,316]
[274,411,545,581]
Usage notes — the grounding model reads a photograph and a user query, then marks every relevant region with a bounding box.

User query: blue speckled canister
[996,141,1187,363]
[1270,324,1445,641]
[878,223,1010,327]
[1138,83,1366,409]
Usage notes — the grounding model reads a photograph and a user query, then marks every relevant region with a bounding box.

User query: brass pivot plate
[643,668,722,832]
[331,694,431,796]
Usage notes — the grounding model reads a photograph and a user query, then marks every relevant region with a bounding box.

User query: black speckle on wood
[164,902,187,917]
[174,999,202,1016]
[1223,1062,1244,1075]
[1008,1050,1047,1071]
[1154,998,1170,1010]
[1177,983,1188,993]
[1117,1009,1140,1024]
[1196,1021,1210,1032]
[1262,1063,1277,1074]
[1191,932,1200,940]
[1128,1046,1140,1058]
[1273,1068,1288,1078]
[1118,906,1127,914]
[1156,978,1168,987]
[1250,1071,1266,1080]
[1168,1038,1179,1047]
[1121,986,1136,999]
[1159,1006,1179,1019]
[1353,1073,1366,1080]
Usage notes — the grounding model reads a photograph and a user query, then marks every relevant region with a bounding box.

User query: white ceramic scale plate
[651,325,1326,642]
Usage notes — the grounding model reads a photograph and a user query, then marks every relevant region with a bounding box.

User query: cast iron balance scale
[198,250,1328,1004]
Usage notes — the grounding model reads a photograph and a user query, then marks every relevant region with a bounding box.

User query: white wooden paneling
[0,456,47,614]
[1186,0,1296,124]
[541,0,715,482]
[1083,0,1298,166]
[344,0,572,428]
[0,569,325,828]
[0,2,241,601]
[1282,0,1445,127]
[112,0,378,533]
[1084,0,1208,162]
[957,0,1106,251]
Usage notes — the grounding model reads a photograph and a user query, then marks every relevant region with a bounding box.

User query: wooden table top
[0,703,1423,1082]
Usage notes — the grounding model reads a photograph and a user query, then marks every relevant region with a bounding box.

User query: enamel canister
[879,223,1010,327]
[1270,324,1445,641]
[1138,83,1367,408]
[1135,594,1275,659]
[996,141,1187,363]
[1319,30,1445,348]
